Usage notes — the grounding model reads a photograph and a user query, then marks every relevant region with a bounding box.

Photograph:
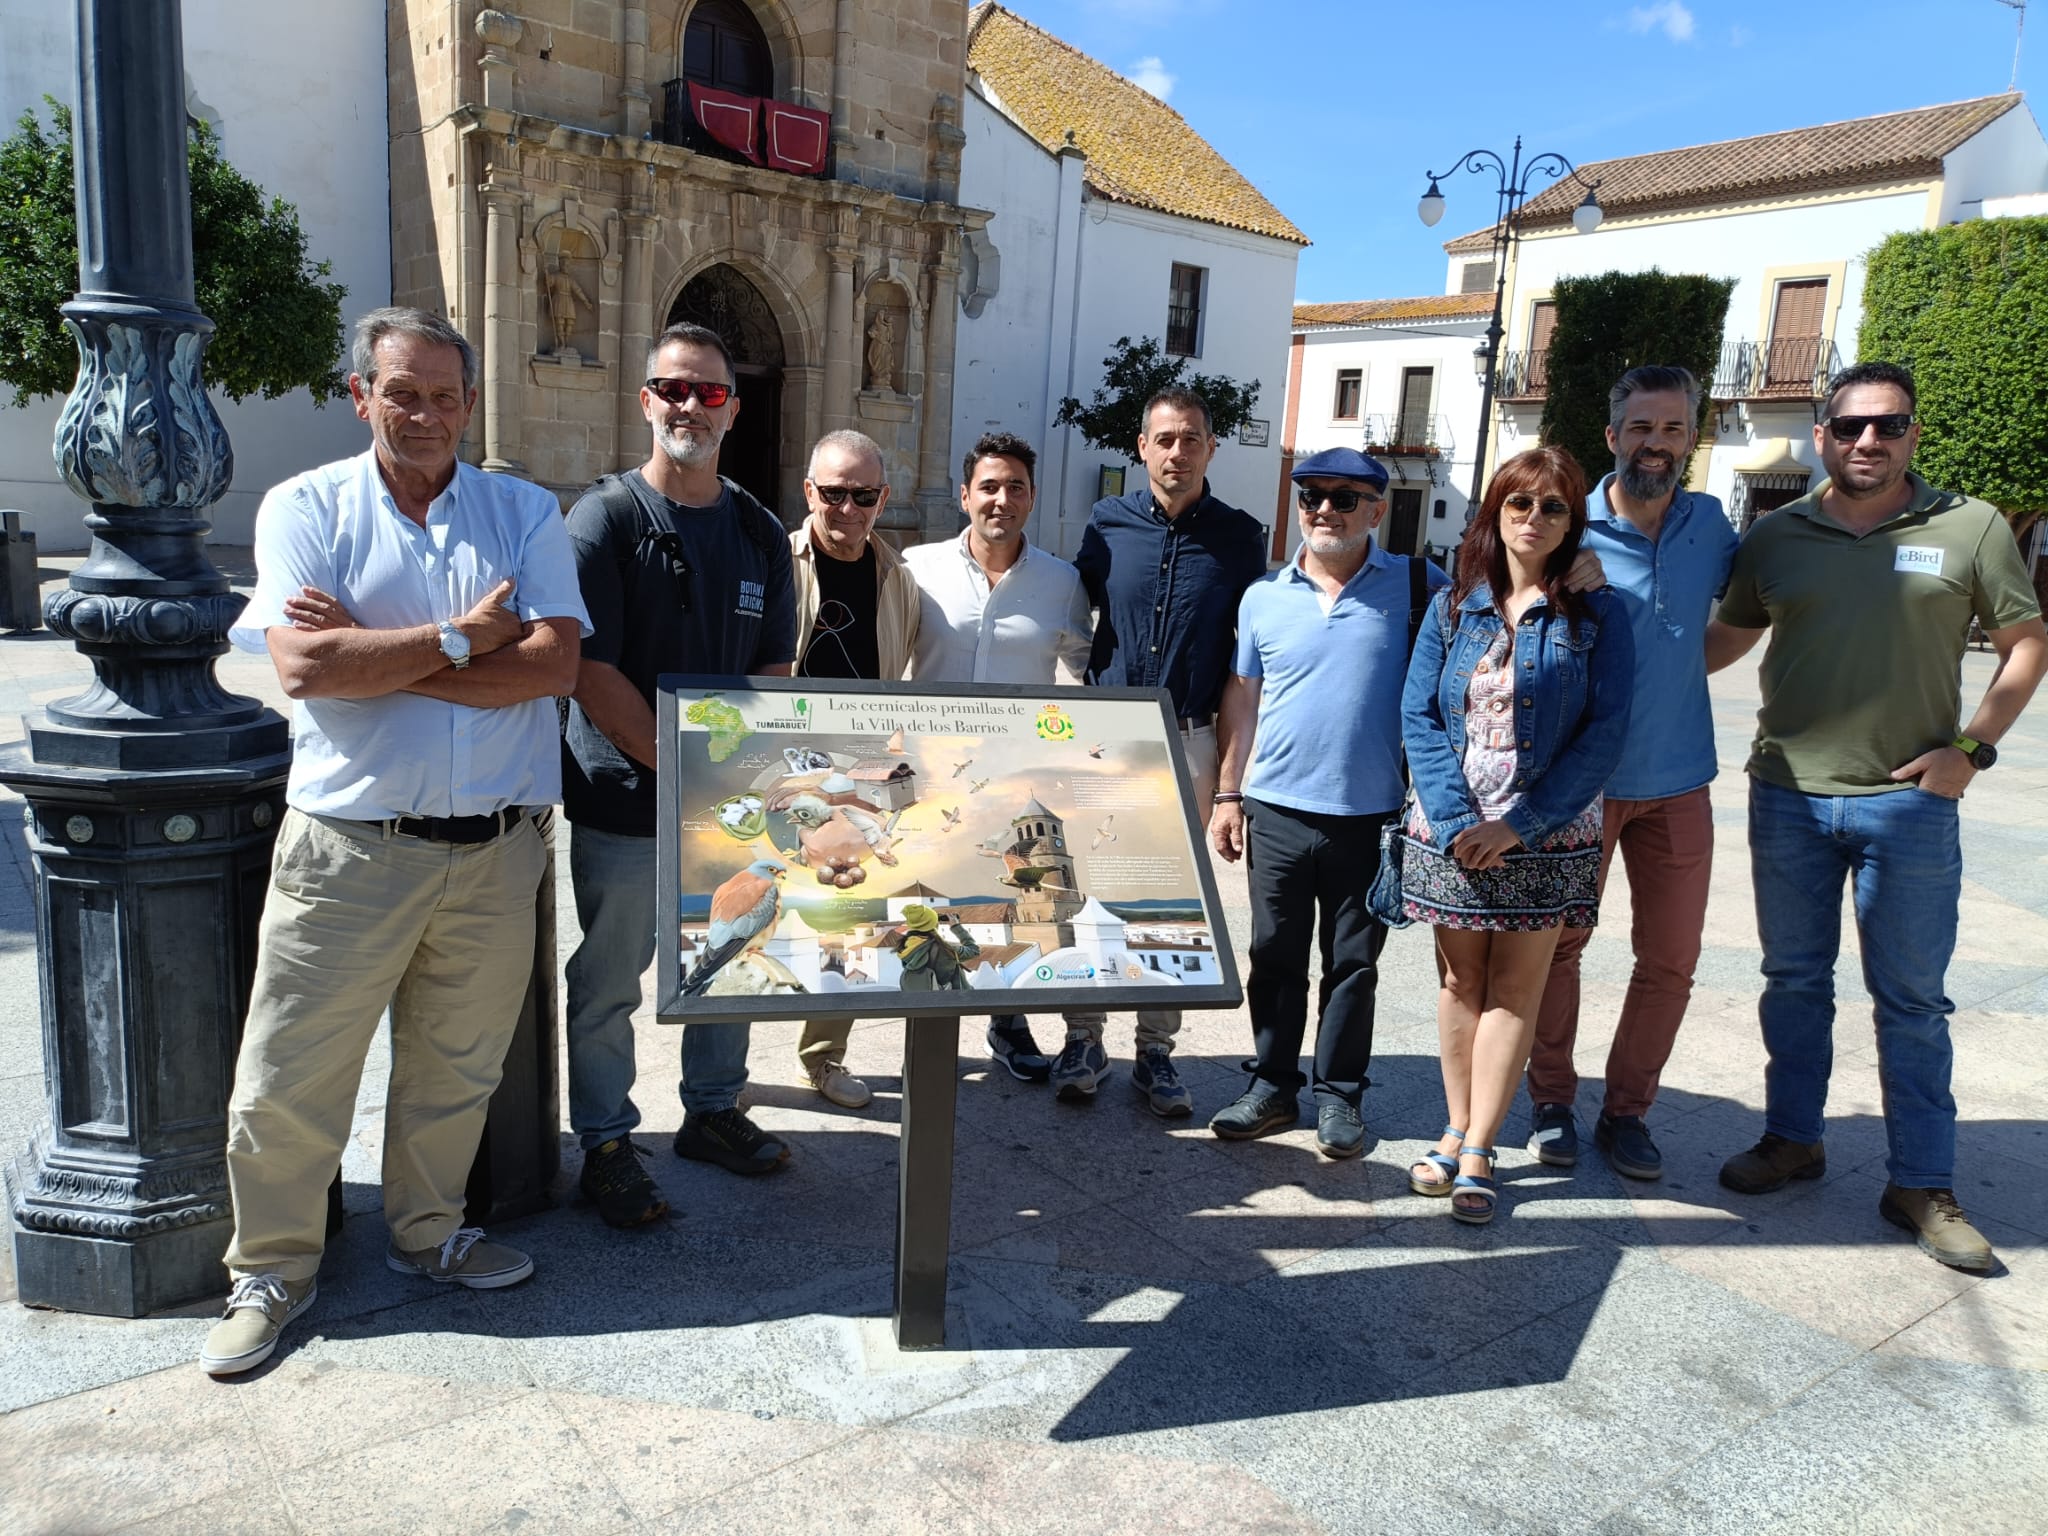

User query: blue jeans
[565,824,751,1147]
[1748,777,1961,1187]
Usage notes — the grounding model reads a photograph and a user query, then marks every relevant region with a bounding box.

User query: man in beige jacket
[788,429,921,1106]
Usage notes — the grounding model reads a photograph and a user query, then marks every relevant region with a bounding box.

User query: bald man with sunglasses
[786,429,922,1108]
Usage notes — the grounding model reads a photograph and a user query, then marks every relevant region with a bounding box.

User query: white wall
[955,89,1301,561]
[0,0,391,551]
[1936,105,2048,224]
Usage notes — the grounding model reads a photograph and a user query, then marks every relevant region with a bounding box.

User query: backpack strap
[1405,554,1429,655]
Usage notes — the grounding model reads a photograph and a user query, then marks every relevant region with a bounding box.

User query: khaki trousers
[223,808,545,1281]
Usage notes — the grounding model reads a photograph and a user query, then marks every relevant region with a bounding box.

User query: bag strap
[1405,554,1429,655]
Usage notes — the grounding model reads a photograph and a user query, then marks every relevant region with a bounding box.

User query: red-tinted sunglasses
[644,377,734,408]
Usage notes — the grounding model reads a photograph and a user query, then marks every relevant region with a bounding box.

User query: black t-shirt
[562,470,797,835]
[799,543,881,680]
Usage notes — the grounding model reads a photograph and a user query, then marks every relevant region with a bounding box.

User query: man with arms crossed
[788,429,922,1108]
[1070,388,1267,1115]
[1209,448,1447,1156]
[1709,361,2046,1270]
[562,322,798,1228]
[1528,366,1738,1179]
[203,308,588,1374]
[906,433,1091,1085]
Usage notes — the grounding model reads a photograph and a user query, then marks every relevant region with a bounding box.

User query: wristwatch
[437,619,472,670]
[1952,734,1997,770]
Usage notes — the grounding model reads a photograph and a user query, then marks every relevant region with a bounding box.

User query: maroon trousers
[1529,787,1715,1118]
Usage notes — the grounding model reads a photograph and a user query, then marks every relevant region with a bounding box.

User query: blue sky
[998,0,2043,302]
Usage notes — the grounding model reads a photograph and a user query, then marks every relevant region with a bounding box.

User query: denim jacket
[1400,585,1635,847]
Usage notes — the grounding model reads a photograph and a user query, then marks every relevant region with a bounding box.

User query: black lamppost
[1418,139,1603,511]
[0,0,290,1315]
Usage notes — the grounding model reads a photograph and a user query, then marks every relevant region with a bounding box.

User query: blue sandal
[1409,1125,1465,1197]
[1450,1146,1499,1225]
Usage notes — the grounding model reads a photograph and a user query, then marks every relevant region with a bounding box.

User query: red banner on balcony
[688,83,761,165]
[763,101,829,175]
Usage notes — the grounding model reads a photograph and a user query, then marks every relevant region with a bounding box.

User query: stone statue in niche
[543,254,594,356]
[865,309,897,393]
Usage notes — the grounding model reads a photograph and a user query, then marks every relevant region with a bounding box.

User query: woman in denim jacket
[1398,446,1634,1223]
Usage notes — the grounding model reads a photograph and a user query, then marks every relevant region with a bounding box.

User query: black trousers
[1244,797,1391,1108]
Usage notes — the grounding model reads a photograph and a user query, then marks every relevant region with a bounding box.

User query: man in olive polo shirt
[1707,361,2046,1272]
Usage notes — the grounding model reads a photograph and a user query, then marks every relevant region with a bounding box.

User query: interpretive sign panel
[655,677,1242,1023]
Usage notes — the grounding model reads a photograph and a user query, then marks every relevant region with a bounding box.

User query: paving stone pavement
[0,551,2044,1535]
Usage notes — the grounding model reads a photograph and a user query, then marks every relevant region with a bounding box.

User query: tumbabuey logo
[1035,703,1076,742]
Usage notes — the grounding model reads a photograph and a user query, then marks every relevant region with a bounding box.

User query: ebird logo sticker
[1035,703,1075,742]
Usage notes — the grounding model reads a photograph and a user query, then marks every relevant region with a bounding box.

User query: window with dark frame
[1763,278,1829,394]
[1332,368,1362,421]
[1396,366,1433,447]
[1166,263,1205,357]
[683,0,772,95]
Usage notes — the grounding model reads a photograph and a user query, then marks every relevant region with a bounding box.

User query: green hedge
[1536,269,1735,485]
[1860,216,2048,516]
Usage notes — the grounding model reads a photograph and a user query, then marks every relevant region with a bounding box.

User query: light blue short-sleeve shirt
[1235,542,1449,817]
[1581,477,1738,800]
[232,450,592,819]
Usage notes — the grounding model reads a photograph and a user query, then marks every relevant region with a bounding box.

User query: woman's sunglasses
[1502,492,1573,519]
[644,377,734,408]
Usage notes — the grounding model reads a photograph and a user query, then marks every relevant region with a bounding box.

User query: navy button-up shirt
[1074,481,1268,719]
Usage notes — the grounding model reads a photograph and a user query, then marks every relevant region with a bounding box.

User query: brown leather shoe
[1718,1132,1826,1194]
[1879,1184,1995,1272]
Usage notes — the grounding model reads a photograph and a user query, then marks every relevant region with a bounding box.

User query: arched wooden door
[668,264,785,512]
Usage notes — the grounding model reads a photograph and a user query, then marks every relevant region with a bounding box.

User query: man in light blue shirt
[202,309,589,1378]
[1208,448,1448,1158]
[1528,365,1738,1181]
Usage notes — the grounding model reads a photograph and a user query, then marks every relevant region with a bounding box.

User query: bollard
[0,512,39,632]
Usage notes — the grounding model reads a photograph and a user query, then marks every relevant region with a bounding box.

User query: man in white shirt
[200,308,590,1377]
[903,433,1091,1086]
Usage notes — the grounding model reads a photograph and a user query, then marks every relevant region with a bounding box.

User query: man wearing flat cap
[1207,447,1449,1157]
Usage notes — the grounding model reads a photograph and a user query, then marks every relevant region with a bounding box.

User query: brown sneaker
[809,1060,873,1110]
[199,1273,316,1376]
[1879,1184,1995,1272]
[1719,1132,1826,1194]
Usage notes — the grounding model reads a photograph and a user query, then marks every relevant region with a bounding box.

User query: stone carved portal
[543,228,601,358]
[669,264,786,511]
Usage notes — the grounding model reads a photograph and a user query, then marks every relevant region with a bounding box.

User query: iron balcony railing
[1360,412,1455,460]
[1709,337,1843,402]
[1493,348,1549,400]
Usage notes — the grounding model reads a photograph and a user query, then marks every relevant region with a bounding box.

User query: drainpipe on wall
[1038,137,1088,554]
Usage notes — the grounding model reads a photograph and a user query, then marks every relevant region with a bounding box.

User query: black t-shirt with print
[562,469,796,835]
[800,542,881,680]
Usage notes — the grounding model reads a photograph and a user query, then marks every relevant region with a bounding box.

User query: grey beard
[657,420,723,469]
[1619,454,1680,500]
[1305,526,1373,556]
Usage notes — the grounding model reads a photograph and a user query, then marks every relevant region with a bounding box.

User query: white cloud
[1127,55,1176,100]
[1624,2,1697,42]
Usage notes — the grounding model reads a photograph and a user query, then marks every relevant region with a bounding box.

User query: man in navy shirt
[1209,448,1447,1156]
[1067,387,1267,1115]
[1527,365,1738,1181]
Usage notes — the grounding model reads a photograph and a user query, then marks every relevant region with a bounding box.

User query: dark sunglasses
[1296,486,1378,514]
[1823,413,1914,443]
[644,377,734,408]
[811,484,885,508]
[1502,492,1573,519]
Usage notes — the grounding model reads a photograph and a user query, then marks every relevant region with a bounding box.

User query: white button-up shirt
[231,450,592,819]
[902,531,1092,685]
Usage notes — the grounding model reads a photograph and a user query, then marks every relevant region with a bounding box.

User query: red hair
[1450,446,1592,630]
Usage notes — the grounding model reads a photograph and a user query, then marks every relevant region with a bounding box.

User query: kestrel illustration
[1086,743,1105,758]
[952,757,974,778]
[780,792,900,886]
[969,777,989,794]
[682,858,787,996]
[1091,815,1118,851]
[940,807,962,832]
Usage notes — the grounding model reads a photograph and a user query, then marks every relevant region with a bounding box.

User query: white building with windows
[954,4,1306,559]
[1280,294,1492,562]
[1438,94,2048,527]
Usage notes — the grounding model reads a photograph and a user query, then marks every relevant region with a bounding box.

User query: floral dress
[1400,628,1605,931]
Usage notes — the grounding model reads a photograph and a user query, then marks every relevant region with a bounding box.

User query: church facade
[387,0,984,539]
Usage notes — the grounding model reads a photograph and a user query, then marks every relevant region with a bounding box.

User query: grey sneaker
[1130,1047,1193,1118]
[199,1273,316,1376]
[1529,1102,1579,1167]
[386,1227,534,1289]
[1051,1032,1110,1102]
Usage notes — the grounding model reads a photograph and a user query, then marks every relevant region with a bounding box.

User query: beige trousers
[222,809,545,1281]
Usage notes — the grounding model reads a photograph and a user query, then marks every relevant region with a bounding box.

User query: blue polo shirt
[1234,542,1450,817]
[1584,476,1738,800]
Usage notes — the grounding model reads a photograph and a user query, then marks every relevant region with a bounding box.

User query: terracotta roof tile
[1442,95,2025,253]
[966,3,1307,245]
[1294,293,1494,328]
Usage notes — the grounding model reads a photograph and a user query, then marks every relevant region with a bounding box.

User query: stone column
[480,169,526,475]
[0,0,291,1317]
[823,241,856,433]
[915,244,963,539]
[617,208,657,465]
[829,0,858,179]
[619,2,651,139]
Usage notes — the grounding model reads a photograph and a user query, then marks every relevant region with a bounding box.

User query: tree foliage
[1054,335,1261,456]
[0,100,347,409]
[1536,269,1735,484]
[1860,216,2048,516]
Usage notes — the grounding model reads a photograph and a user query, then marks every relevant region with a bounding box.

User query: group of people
[198,305,2044,1380]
